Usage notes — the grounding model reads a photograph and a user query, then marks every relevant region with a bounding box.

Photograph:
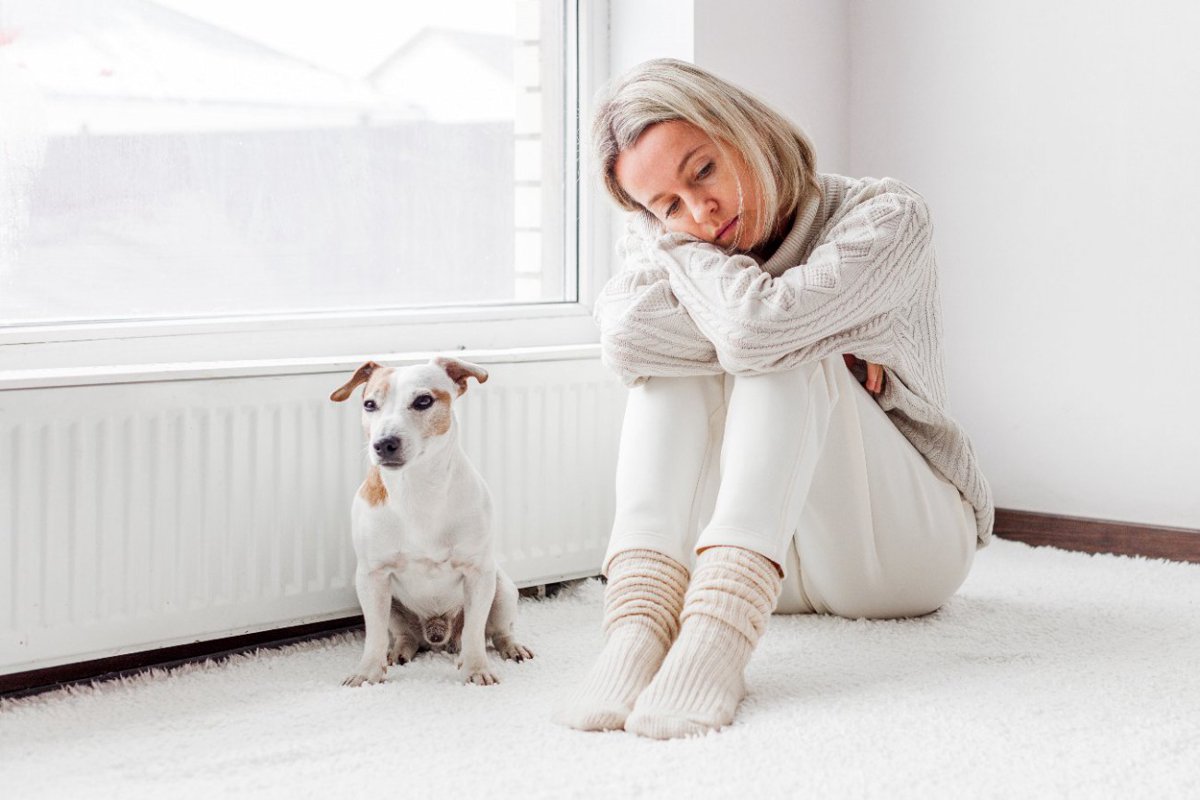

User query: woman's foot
[552,549,689,731]
[552,623,669,731]
[624,546,781,739]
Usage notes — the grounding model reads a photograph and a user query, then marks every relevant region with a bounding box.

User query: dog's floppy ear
[330,361,382,402]
[434,356,488,395]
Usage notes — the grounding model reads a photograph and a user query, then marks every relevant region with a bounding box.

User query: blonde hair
[592,58,821,250]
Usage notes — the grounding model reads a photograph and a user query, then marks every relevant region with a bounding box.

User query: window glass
[0,0,569,324]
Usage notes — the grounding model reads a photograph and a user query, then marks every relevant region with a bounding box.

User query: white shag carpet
[3,538,1199,799]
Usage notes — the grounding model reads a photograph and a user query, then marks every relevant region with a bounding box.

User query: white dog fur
[330,356,533,686]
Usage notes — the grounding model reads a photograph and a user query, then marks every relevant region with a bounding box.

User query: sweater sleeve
[592,215,724,386]
[659,179,932,374]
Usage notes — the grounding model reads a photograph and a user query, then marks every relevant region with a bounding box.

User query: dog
[330,356,533,686]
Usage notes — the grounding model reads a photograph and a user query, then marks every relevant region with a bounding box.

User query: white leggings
[602,355,978,619]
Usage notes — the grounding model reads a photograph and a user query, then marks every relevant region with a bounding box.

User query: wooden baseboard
[994,508,1200,564]
[0,584,573,699]
[0,616,366,699]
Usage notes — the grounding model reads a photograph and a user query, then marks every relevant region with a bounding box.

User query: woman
[553,59,993,739]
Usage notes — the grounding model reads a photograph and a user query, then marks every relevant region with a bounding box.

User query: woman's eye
[664,200,679,218]
[697,162,713,179]
[412,394,434,411]
[363,399,378,412]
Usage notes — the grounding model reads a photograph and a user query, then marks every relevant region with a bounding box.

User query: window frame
[0,0,615,374]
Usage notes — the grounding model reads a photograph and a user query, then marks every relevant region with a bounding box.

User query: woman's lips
[715,216,738,241]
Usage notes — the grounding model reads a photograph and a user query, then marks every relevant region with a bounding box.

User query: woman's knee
[616,374,725,474]
[726,357,833,396]
[637,373,725,412]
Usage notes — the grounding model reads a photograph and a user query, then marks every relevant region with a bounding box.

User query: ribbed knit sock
[624,546,782,739]
[551,549,689,732]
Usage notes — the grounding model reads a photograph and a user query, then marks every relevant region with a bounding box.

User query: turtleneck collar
[758,176,830,278]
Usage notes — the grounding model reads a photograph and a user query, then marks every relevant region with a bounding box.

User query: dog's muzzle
[373,435,405,468]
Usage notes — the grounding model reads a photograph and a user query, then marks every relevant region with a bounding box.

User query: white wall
[609,0,695,74]
[609,0,849,174]
[850,0,1200,529]
[607,0,1200,529]
[694,0,850,175]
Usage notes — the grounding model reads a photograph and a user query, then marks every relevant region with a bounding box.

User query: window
[0,0,579,327]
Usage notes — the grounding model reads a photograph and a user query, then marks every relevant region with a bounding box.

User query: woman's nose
[690,198,717,224]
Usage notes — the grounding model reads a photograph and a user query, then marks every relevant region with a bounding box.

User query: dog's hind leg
[387,601,421,666]
[486,571,535,662]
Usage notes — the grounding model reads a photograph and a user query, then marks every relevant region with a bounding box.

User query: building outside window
[0,0,574,326]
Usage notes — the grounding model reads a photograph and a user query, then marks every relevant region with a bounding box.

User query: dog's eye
[411,394,434,411]
[363,399,378,412]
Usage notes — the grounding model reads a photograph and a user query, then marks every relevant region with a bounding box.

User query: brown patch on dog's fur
[364,368,392,405]
[434,357,488,396]
[359,465,388,507]
[331,361,393,403]
[331,361,377,402]
[423,389,453,437]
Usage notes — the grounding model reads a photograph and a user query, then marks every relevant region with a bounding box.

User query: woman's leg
[601,374,726,573]
[627,359,838,739]
[776,356,977,619]
[554,374,725,732]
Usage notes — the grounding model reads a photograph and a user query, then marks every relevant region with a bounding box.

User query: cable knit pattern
[593,173,995,546]
[593,224,725,380]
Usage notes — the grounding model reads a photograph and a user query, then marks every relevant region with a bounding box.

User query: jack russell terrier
[330,356,533,686]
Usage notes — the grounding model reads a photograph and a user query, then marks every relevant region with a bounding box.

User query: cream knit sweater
[593,173,995,546]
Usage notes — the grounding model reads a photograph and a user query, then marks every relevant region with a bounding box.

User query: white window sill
[0,342,604,391]
[0,300,602,374]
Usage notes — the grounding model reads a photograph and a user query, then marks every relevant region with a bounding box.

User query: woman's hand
[842,354,886,395]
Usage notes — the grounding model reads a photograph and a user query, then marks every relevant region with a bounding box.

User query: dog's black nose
[373,436,402,459]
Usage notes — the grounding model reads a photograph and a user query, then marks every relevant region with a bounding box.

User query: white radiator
[0,347,626,674]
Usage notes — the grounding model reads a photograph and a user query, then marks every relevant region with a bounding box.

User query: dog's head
[329,356,488,471]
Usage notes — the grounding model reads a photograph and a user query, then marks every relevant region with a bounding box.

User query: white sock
[624,546,781,739]
[551,549,688,731]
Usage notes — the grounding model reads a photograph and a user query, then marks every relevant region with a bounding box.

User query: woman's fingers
[843,355,885,395]
[866,362,885,394]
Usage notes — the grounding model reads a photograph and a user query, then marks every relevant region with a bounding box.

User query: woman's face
[614,119,762,250]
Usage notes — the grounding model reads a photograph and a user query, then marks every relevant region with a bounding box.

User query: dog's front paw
[497,640,534,662]
[457,657,500,686]
[342,664,386,687]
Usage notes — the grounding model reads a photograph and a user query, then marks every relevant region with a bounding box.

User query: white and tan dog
[331,356,533,686]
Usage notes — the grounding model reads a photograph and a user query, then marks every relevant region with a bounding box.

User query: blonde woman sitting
[554,59,993,739]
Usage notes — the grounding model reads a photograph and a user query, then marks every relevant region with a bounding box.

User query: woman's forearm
[659,183,932,374]
[594,273,724,384]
